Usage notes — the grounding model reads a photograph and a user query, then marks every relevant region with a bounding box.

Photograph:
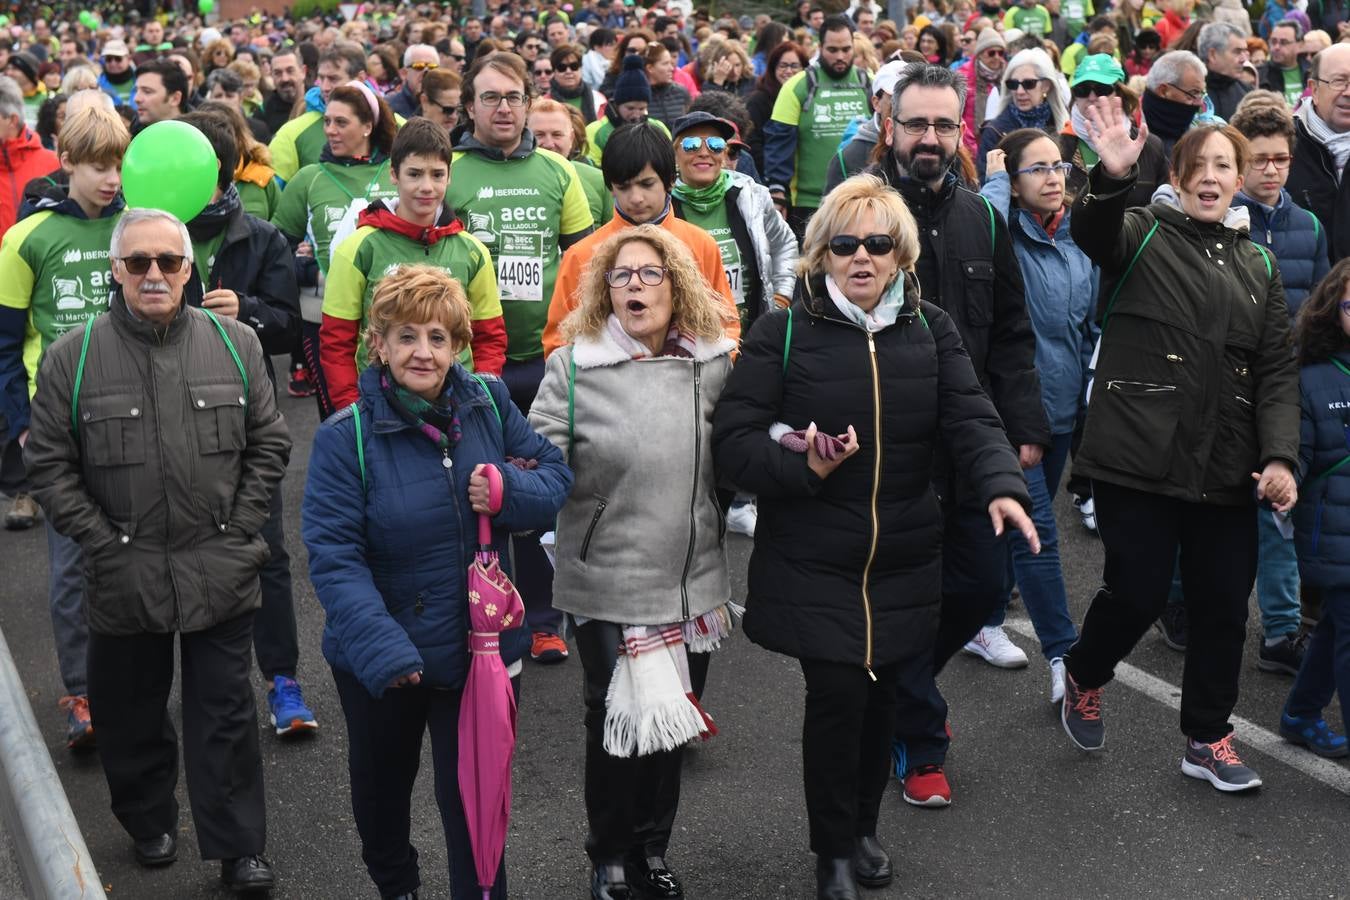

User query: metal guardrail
[0,626,105,899]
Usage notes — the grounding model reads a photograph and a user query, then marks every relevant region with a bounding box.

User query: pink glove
[779,429,847,460]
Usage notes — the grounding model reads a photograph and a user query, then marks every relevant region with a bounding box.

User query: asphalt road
[1,376,1348,900]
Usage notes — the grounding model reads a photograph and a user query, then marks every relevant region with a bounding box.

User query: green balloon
[78,10,96,27]
[198,0,215,13]
[121,121,218,224]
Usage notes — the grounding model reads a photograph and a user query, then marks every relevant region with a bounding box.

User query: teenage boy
[0,106,129,750]
[322,118,507,409]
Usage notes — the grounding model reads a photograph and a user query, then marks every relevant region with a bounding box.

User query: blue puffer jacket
[303,364,573,698]
[1293,352,1350,589]
[1234,190,1330,320]
[981,171,1099,435]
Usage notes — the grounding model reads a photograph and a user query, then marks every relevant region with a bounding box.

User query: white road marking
[1003,618,1350,795]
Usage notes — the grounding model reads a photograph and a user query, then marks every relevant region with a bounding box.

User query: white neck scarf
[824,273,905,333]
[1297,96,1350,177]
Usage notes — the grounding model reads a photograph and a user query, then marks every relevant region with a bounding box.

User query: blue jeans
[987,433,1078,661]
[47,521,87,697]
[1285,587,1350,727]
[1256,508,1301,639]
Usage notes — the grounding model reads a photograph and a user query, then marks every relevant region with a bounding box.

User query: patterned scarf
[605,314,698,358]
[379,367,461,451]
[1011,101,1052,131]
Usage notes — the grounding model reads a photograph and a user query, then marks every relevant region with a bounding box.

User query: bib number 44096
[498,255,543,302]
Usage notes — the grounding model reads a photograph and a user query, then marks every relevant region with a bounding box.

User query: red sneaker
[902,764,952,807]
[530,632,569,664]
[59,695,95,751]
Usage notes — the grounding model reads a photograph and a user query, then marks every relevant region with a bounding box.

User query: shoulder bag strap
[70,319,94,436]
[201,309,249,410]
[1101,220,1160,332]
[349,402,366,491]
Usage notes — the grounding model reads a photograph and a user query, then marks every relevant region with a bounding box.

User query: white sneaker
[1076,497,1097,532]
[962,626,1029,668]
[1049,657,1066,704]
[725,502,756,537]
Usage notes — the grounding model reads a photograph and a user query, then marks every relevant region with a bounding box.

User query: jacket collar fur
[570,325,735,369]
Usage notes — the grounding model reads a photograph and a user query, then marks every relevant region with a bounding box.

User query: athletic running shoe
[724,502,756,537]
[1061,669,1105,751]
[268,676,318,737]
[962,625,1029,668]
[287,365,315,398]
[902,764,951,807]
[1181,734,1262,792]
[530,632,569,664]
[1279,711,1349,758]
[1258,633,1307,676]
[1049,657,1066,705]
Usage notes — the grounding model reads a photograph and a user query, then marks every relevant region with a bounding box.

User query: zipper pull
[1266,229,1272,243]
[867,333,876,353]
[442,449,452,469]
[865,664,877,683]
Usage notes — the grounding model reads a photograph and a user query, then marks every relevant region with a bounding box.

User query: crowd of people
[0,0,1348,898]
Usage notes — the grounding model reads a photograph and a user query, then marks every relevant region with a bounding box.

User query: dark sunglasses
[428,99,459,117]
[1006,78,1043,91]
[534,66,554,76]
[679,136,726,153]
[118,254,187,275]
[828,234,895,257]
[1070,81,1115,99]
[450,53,466,62]
[556,60,582,72]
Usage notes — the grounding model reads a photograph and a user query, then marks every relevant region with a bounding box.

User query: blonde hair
[365,265,474,363]
[561,225,732,343]
[798,174,920,280]
[853,32,880,74]
[60,65,100,95]
[59,105,130,167]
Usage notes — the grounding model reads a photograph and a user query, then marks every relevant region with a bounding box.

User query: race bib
[497,255,544,302]
[1065,0,1085,18]
[726,266,743,303]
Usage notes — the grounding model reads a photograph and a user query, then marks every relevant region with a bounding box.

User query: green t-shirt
[268,111,327,183]
[270,159,397,275]
[21,92,43,129]
[447,146,594,360]
[770,65,872,210]
[237,178,281,220]
[1282,66,1304,106]
[573,158,614,228]
[1003,5,1052,35]
[679,201,746,328]
[0,208,122,394]
[191,230,229,288]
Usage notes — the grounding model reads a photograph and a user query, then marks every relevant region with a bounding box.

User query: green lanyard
[318,160,389,203]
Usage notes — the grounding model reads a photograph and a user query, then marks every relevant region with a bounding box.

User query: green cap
[1071,54,1125,88]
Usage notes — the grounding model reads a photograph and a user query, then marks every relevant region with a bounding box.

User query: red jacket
[0,129,57,238]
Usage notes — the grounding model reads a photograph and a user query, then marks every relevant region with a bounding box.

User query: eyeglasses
[557,60,582,72]
[1167,83,1206,101]
[981,48,1006,58]
[1014,161,1073,177]
[1250,154,1293,171]
[409,61,439,71]
[450,53,466,62]
[118,254,187,275]
[895,117,960,136]
[776,60,803,73]
[1006,78,1043,91]
[535,67,554,76]
[828,233,896,256]
[1268,37,1297,47]
[605,265,668,287]
[1070,81,1115,99]
[679,136,727,153]
[1339,300,1350,314]
[477,90,528,107]
[524,42,543,52]
[427,97,459,118]
[1313,75,1350,93]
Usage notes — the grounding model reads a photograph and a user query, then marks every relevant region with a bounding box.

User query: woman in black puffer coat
[711,174,1034,900]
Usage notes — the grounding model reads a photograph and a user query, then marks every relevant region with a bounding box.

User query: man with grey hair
[1258,18,1309,105]
[1143,50,1208,156]
[23,207,290,893]
[0,73,55,238]
[1288,43,1350,262]
[867,63,1048,811]
[1198,21,1251,118]
[388,43,440,118]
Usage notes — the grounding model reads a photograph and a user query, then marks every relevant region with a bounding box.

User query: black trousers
[253,486,298,680]
[575,620,710,865]
[332,666,508,900]
[800,658,899,860]
[788,205,814,245]
[893,496,1010,767]
[0,436,26,495]
[87,612,265,860]
[1065,480,1257,743]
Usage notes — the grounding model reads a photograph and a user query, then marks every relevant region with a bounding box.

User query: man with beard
[268,42,366,182]
[867,63,1048,809]
[261,47,306,136]
[764,13,872,239]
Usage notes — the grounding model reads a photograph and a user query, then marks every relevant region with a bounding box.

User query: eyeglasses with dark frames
[605,265,669,287]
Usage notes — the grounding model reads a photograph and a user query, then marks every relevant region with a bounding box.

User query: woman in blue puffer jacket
[303,266,572,900]
[977,129,1097,701]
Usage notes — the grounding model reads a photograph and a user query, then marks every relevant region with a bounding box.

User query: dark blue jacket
[303,364,573,698]
[1234,189,1330,320]
[1294,352,1350,589]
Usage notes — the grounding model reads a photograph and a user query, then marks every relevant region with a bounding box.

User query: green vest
[270,160,396,275]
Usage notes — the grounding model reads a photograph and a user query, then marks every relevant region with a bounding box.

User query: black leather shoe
[816,857,860,900]
[132,833,176,867]
[592,863,633,900]
[220,855,275,893]
[852,836,892,889]
[627,856,683,898]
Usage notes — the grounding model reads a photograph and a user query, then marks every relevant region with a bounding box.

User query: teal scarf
[672,170,730,216]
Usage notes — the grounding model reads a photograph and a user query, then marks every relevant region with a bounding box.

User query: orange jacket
[0,128,57,239]
[542,213,740,358]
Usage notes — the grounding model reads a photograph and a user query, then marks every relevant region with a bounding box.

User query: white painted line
[1003,618,1350,795]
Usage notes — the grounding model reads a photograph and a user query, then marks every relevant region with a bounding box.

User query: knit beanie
[613,53,651,106]
[973,28,1006,58]
[7,52,39,87]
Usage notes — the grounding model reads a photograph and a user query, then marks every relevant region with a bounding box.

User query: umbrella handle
[478,463,503,547]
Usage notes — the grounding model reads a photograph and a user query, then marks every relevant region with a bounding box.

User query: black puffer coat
[711,275,1029,672]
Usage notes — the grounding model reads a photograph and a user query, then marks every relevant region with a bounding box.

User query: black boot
[852,836,892,888]
[816,857,860,900]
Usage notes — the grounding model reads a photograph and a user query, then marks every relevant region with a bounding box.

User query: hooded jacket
[711,275,1028,670]
[1070,164,1301,504]
[1293,351,1350,589]
[1233,189,1330,319]
[321,198,507,408]
[24,290,292,635]
[529,327,735,625]
[0,127,58,238]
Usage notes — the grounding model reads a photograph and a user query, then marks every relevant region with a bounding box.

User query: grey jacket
[728,170,799,308]
[24,290,292,635]
[529,328,735,624]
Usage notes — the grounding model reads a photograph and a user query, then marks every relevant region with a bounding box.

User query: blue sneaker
[891,740,907,780]
[268,676,318,737]
[1279,711,1349,758]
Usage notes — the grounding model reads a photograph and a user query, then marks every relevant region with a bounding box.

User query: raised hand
[1081,96,1149,179]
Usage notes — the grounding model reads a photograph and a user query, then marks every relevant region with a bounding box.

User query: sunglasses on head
[119,254,187,275]
[1006,78,1042,91]
[1070,81,1115,99]
[828,234,896,257]
[679,136,726,153]
[556,60,582,71]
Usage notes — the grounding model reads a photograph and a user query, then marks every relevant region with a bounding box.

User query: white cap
[873,60,906,98]
[200,27,222,46]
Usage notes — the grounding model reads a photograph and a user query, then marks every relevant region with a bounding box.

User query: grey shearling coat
[24,289,292,636]
[529,327,735,625]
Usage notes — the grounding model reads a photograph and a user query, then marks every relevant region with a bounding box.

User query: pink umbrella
[459,464,524,900]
